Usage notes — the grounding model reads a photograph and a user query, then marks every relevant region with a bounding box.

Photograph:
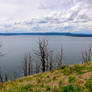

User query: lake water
[0,35,92,77]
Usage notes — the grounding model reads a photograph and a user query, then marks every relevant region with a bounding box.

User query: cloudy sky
[0,0,92,33]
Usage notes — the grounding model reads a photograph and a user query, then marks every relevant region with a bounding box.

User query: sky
[0,0,92,33]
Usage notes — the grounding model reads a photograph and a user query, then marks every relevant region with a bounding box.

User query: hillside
[0,62,92,92]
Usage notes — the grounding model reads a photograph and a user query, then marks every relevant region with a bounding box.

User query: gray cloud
[39,0,76,10]
[0,0,91,33]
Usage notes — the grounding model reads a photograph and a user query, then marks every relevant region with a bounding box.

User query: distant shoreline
[0,32,92,37]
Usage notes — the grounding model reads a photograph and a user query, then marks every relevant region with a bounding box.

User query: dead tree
[0,45,4,83]
[0,44,8,82]
[0,67,3,83]
[35,61,40,74]
[22,53,33,76]
[49,51,54,70]
[0,45,2,56]
[0,74,3,83]
[35,40,48,72]
[82,47,92,63]
[23,55,28,76]
[4,73,8,82]
[28,53,33,75]
[39,40,48,72]
[57,47,63,67]
[45,47,49,71]
[13,72,18,80]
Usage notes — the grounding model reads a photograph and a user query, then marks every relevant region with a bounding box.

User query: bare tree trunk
[57,47,63,67]
[0,74,3,83]
[49,51,53,70]
[23,55,28,76]
[22,53,33,76]
[35,40,48,72]
[35,61,40,74]
[4,73,8,82]
[28,62,31,75]
[0,45,4,83]
[28,54,32,75]
[82,47,92,63]
[45,48,49,71]
[13,72,18,80]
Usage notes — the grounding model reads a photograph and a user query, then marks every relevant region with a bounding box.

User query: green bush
[58,81,62,87]
[85,79,92,91]
[74,84,82,92]
[53,76,57,80]
[46,85,51,91]
[68,75,76,83]
[73,65,83,74]
[46,75,50,78]
[63,66,72,75]
[37,79,41,83]
[21,84,33,91]
[61,85,74,92]
[60,65,66,69]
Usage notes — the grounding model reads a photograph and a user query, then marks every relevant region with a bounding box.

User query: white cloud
[0,0,91,33]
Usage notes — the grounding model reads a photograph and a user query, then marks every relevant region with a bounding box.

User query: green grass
[68,75,76,83]
[0,61,92,92]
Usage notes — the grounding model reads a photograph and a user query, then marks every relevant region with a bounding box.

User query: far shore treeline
[0,32,92,37]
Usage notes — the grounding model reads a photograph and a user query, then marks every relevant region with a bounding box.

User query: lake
[0,35,92,77]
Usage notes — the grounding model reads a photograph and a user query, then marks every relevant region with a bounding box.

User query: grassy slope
[0,62,92,92]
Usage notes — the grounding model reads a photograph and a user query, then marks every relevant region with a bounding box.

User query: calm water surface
[0,35,92,75]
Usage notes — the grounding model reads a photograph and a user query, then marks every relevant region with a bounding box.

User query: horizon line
[0,32,92,37]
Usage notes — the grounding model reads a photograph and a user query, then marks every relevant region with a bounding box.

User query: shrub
[68,75,76,83]
[73,65,83,74]
[40,83,44,87]
[60,65,66,69]
[46,75,50,78]
[53,76,57,80]
[63,66,72,75]
[85,79,92,91]
[61,85,74,92]
[37,79,41,83]
[46,85,51,91]
[74,84,82,92]
[58,81,62,87]
[21,84,33,91]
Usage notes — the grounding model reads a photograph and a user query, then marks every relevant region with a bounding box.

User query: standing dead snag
[0,45,1,58]
[28,53,33,75]
[35,61,40,73]
[57,47,63,67]
[49,51,54,70]
[0,74,3,83]
[23,55,28,76]
[39,40,48,72]
[0,67,3,83]
[45,47,49,71]
[4,73,8,82]
[22,54,33,76]
[35,40,48,72]
[0,45,4,83]
[82,47,92,63]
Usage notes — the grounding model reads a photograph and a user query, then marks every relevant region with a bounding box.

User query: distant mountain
[0,32,92,37]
